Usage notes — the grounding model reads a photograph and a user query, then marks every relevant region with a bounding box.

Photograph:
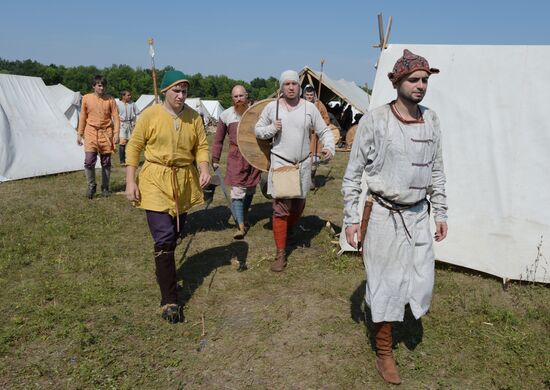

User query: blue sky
[1,0,549,88]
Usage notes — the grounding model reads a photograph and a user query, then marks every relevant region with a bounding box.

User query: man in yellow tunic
[125,70,211,323]
[77,75,120,198]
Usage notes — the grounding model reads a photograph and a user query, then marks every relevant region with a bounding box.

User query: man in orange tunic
[77,75,120,198]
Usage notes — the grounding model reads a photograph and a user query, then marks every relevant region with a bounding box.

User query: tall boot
[119,144,126,165]
[154,245,180,323]
[101,166,111,197]
[271,248,287,272]
[271,216,288,272]
[374,322,401,385]
[232,199,246,239]
[84,167,96,199]
[242,193,254,228]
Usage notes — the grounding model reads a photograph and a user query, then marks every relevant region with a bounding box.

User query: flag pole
[147,37,159,103]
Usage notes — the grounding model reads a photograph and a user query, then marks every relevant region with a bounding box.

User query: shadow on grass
[286,215,326,256]
[176,241,249,307]
[185,205,234,233]
[185,200,274,235]
[350,280,424,352]
[312,165,334,193]
[260,213,327,256]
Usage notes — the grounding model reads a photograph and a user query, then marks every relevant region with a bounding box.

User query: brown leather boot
[233,223,246,240]
[374,322,401,385]
[270,249,287,272]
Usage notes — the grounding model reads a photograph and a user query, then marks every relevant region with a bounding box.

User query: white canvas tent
[0,74,84,182]
[185,98,212,125]
[202,100,224,120]
[135,94,156,113]
[47,84,81,129]
[299,66,371,114]
[340,44,550,284]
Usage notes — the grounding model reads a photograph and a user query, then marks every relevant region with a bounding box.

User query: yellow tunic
[126,104,210,216]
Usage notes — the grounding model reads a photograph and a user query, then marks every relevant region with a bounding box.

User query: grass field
[1,151,549,389]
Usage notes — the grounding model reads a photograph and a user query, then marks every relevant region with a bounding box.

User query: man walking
[302,84,331,190]
[77,75,120,198]
[125,70,211,323]
[255,70,335,272]
[211,85,261,239]
[116,89,139,165]
[342,49,448,384]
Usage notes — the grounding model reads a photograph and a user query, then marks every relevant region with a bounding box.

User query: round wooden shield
[310,124,341,156]
[329,124,341,146]
[237,98,274,172]
[346,124,358,148]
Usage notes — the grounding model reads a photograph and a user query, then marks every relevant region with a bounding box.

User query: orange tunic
[78,93,120,154]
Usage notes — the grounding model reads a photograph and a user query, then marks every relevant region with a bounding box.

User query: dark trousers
[84,152,111,169]
[146,211,188,306]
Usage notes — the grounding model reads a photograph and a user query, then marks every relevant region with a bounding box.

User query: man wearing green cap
[125,70,211,323]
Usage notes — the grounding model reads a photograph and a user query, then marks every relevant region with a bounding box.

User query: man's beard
[234,101,249,116]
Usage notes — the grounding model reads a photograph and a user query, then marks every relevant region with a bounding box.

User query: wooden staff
[148,37,159,103]
[275,88,280,120]
[314,59,325,159]
[317,58,325,99]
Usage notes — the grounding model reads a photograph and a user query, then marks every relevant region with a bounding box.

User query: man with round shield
[212,85,261,239]
[255,70,335,272]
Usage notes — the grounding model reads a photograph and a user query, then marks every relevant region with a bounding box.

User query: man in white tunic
[116,90,139,165]
[255,70,335,272]
[342,50,448,385]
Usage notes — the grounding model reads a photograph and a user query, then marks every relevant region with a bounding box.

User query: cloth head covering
[388,49,440,83]
[161,70,190,93]
[279,70,300,87]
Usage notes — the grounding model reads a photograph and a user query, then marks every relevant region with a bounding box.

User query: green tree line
[0,58,279,108]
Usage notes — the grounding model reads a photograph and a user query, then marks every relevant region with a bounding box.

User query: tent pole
[148,37,159,104]
[317,58,325,100]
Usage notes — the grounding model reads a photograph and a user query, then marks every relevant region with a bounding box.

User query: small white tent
[135,94,156,113]
[0,74,83,182]
[341,44,550,284]
[185,98,212,125]
[47,84,81,129]
[202,100,224,120]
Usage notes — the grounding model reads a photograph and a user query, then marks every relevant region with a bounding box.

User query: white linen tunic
[342,103,448,322]
[255,99,335,198]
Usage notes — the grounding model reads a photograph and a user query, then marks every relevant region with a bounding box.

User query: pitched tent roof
[202,100,224,120]
[47,83,81,129]
[298,66,370,113]
[185,98,212,121]
[340,44,550,284]
[135,94,157,113]
[0,74,83,182]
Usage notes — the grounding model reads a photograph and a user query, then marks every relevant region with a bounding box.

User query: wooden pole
[376,14,384,49]
[382,16,393,50]
[148,37,159,103]
[275,88,280,120]
[317,58,325,100]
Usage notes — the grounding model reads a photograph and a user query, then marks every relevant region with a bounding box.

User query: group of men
[77,49,448,385]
